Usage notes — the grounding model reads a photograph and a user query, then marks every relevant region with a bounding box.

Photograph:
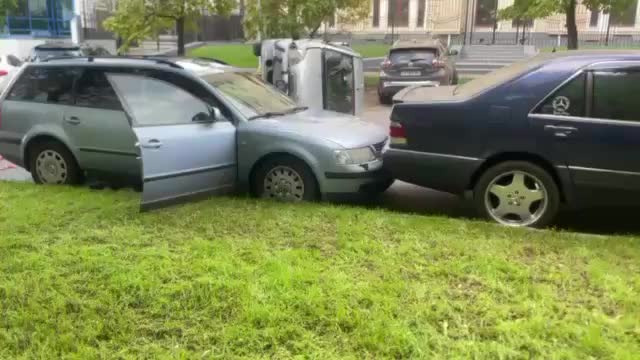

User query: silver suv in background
[377,39,459,104]
[0,57,391,209]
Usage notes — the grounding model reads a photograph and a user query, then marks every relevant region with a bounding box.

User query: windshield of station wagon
[454,56,548,97]
[201,72,299,119]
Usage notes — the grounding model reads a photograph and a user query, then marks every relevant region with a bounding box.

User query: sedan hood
[258,109,387,149]
[394,85,457,103]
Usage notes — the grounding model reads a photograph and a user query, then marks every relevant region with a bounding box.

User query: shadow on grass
[331,181,640,237]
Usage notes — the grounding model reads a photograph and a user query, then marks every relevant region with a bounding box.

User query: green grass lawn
[188,43,390,68]
[1,182,639,358]
[352,43,391,58]
[189,44,258,68]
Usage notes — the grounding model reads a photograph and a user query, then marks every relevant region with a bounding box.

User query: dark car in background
[28,43,110,62]
[377,39,459,104]
[28,43,83,62]
[385,51,640,228]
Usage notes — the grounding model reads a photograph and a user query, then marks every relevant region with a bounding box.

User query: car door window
[535,73,586,117]
[108,74,213,126]
[6,67,76,105]
[324,49,355,114]
[75,69,123,110]
[592,70,640,122]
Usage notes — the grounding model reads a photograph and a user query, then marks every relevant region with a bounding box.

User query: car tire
[253,155,319,202]
[473,161,560,228]
[29,141,82,185]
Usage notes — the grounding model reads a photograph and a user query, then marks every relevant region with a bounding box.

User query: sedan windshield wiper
[284,106,308,114]
[248,106,308,120]
[248,111,286,120]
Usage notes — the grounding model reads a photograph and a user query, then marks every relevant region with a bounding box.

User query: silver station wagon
[0,57,392,209]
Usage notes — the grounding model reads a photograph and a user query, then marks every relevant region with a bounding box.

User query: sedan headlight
[334,147,376,165]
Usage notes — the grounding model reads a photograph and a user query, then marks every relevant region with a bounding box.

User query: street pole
[462,0,470,45]
[491,0,498,44]
[390,1,395,43]
[469,0,476,45]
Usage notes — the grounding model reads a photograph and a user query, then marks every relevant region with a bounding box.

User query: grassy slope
[1,182,639,358]
[189,44,391,68]
[352,44,391,58]
[189,44,259,68]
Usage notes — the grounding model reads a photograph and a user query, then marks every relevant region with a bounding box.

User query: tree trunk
[605,19,611,46]
[176,17,186,56]
[566,0,578,50]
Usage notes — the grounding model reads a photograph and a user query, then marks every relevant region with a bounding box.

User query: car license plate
[400,71,421,77]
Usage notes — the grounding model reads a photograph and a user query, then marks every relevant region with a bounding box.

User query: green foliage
[583,0,638,19]
[244,0,370,39]
[1,181,640,358]
[0,0,17,27]
[103,0,234,54]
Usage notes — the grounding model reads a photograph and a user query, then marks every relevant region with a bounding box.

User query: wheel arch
[248,152,322,197]
[468,152,567,202]
[23,134,78,172]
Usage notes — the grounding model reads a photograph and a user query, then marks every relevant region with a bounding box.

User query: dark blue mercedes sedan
[384,51,640,228]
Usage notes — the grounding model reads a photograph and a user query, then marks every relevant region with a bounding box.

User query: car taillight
[390,121,407,145]
[381,58,392,69]
[432,59,446,68]
[0,70,7,77]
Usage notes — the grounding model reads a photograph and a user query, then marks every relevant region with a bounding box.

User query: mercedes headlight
[334,147,376,165]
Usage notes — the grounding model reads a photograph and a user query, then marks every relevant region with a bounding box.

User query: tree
[583,0,637,45]
[499,0,579,49]
[0,0,17,27]
[104,0,234,56]
[243,0,370,40]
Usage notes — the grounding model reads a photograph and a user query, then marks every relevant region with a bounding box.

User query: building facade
[329,0,640,45]
[1,0,116,58]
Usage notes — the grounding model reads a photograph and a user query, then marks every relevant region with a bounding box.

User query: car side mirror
[210,107,222,121]
[448,49,459,56]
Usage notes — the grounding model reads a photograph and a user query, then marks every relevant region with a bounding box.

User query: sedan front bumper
[321,161,393,199]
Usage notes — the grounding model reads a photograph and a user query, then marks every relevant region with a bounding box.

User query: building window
[610,0,638,27]
[417,0,426,28]
[590,11,600,27]
[372,0,380,28]
[388,0,410,28]
[475,0,498,27]
[2,0,73,37]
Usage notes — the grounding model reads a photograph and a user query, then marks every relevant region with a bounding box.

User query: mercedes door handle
[65,116,81,125]
[141,139,163,149]
[544,125,578,138]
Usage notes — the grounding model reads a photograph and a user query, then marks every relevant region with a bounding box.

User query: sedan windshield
[201,72,299,119]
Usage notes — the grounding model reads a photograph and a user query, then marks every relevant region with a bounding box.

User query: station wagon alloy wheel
[35,150,69,184]
[263,166,306,201]
[484,171,548,227]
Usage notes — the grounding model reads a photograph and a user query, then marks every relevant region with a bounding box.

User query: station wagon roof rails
[41,56,184,69]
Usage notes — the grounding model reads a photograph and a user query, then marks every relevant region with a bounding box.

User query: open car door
[108,72,237,211]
